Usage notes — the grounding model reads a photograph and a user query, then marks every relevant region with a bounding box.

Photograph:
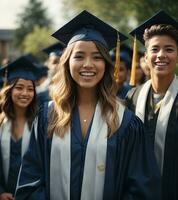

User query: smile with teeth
[79,71,96,76]
[155,62,168,67]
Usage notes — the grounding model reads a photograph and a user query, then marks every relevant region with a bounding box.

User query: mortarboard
[52,10,128,51]
[42,42,66,57]
[129,10,178,44]
[0,54,46,84]
[52,10,128,82]
[129,10,178,86]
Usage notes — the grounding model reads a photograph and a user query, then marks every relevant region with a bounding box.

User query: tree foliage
[60,0,178,33]
[14,0,52,51]
[23,26,56,60]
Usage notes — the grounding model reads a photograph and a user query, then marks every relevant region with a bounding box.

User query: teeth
[80,72,95,76]
[155,62,167,66]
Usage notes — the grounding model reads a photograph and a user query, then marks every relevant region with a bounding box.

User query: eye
[166,48,174,52]
[28,88,34,92]
[93,53,103,60]
[150,47,158,52]
[14,86,23,90]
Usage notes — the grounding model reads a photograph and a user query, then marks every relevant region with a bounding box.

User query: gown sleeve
[15,103,50,200]
[121,112,161,200]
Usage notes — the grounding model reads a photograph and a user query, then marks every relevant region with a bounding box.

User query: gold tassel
[114,32,120,82]
[129,35,137,86]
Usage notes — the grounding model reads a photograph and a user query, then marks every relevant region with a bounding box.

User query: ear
[144,52,148,63]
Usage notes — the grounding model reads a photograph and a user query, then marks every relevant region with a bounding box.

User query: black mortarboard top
[129,10,178,44]
[42,42,66,57]
[0,54,46,83]
[52,10,128,51]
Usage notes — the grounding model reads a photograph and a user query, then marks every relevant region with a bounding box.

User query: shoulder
[117,107,145,139]
[125,85,143,112]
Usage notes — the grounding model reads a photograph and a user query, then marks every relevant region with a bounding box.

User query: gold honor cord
[114,32,120,82]
[129,35,137,86]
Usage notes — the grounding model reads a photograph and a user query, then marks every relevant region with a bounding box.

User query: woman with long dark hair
[0,55,39,200]
[16,11,160,200]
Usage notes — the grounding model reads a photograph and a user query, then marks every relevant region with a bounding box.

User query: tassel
[114,32,120,82]
[129,35,137,86]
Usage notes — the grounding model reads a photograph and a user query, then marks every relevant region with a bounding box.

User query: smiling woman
[15,10,161,200]
[0,54,39,199]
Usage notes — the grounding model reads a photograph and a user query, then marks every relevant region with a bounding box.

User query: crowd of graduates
[0,9,178,200]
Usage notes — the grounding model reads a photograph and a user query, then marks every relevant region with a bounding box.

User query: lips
[79,71,96,76]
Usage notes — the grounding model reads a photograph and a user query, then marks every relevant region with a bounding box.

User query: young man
[127,10,178,200]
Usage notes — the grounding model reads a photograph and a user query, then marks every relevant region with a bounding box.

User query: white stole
[50,102,125,200]
[135,76,178,173]
[0,118,31,183]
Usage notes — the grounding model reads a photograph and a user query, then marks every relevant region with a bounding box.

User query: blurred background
[0,0,178,71]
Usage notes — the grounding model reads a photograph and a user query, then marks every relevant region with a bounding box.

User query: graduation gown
[126,79,178,200]
[0,120,31,196]
[15,102,161,200]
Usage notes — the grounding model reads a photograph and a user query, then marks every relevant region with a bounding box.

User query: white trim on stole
[50,102,125,200]
[135,76,178,173]
[0,118,31,183]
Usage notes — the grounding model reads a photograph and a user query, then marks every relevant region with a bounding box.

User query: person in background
[0,55,39,200]
[139,55,151,80]
[134,52,147,86]
[15,10,160,200]
[43,42,66,79]
[127,10,178,200]
[110,46,132,99]
[1,58,11,67]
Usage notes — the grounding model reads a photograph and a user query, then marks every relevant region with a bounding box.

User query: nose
[83,58,93,68]
[157,49,166,59]
[21,88,28,95]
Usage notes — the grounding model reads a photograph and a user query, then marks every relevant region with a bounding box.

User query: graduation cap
[52,10,127,51]
[42,42,66,57]
[0,54,46,85]
[129,10,178,86]
[52,10,128,82]
[129,10,178,45]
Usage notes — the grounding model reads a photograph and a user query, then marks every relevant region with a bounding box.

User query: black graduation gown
[126,86,178,200]
[15,103,161,200]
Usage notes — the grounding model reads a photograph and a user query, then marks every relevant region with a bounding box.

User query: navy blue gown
[0,138,22,195]
[15,103,161,200]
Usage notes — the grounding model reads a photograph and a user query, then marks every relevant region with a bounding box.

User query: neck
[151,74,174,94]
[77,87,97,106]
[13,107,27,119]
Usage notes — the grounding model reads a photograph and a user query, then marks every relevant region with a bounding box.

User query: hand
[0,193,13,200]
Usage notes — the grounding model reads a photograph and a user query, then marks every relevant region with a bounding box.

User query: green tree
[14,0,52,51]
[23,25,56,61]
[60,0,178,32]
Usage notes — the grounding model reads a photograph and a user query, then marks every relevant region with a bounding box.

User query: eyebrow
[15,83,33,87]
[73,50,101,54]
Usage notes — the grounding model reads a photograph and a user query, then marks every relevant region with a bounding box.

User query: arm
[123,115,161,200]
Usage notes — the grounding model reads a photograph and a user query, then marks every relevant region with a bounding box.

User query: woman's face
[145,35,178,80]
[69,41,106,90]
[11,79,35,109]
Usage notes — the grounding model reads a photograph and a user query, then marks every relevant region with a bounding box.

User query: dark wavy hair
[0,79,38,128]
[143,24,178,48]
